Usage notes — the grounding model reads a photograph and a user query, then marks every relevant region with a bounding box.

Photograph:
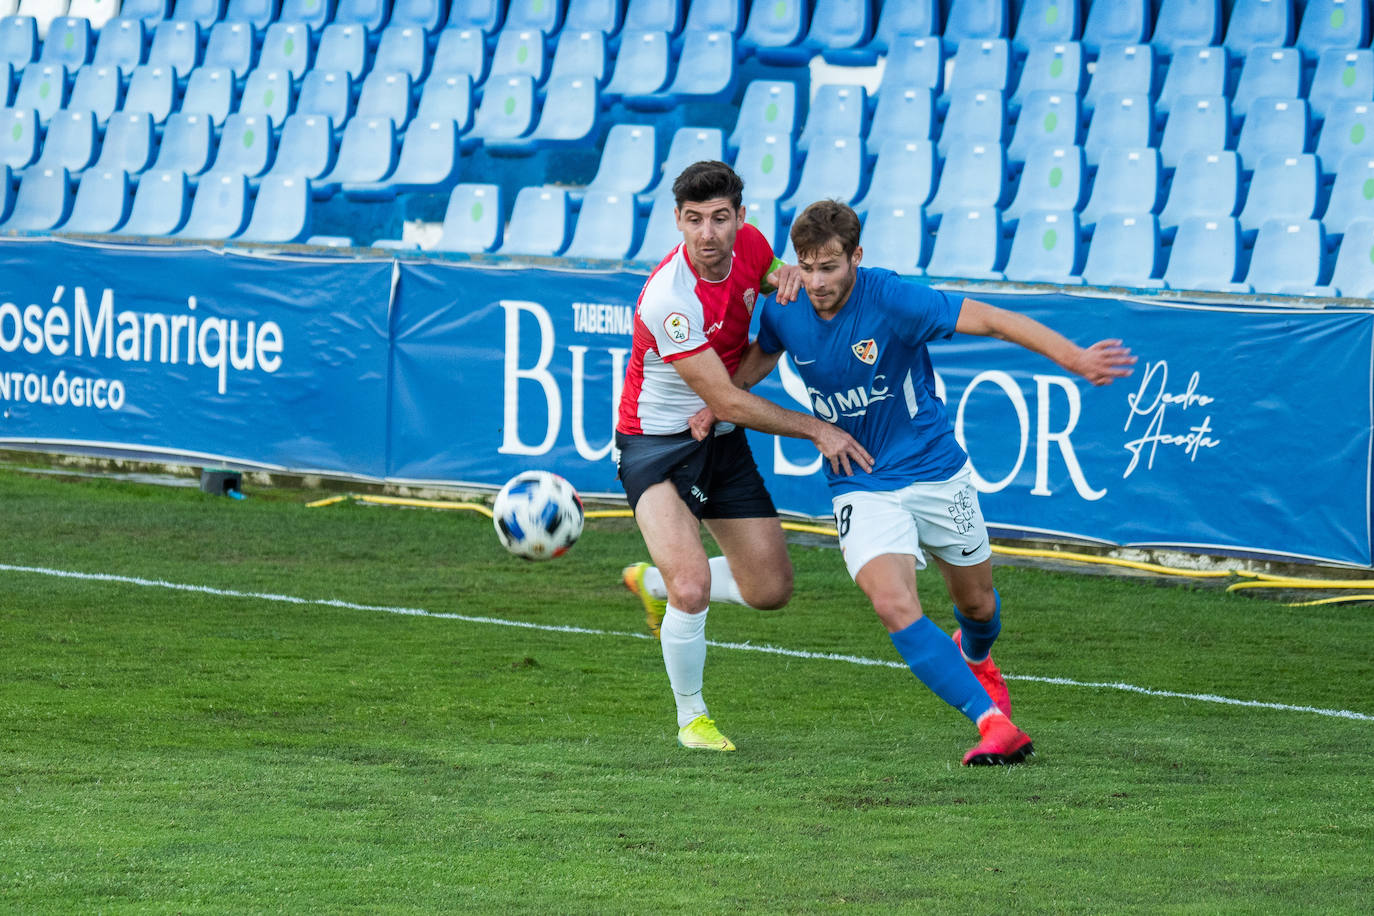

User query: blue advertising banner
[0,239,394,476]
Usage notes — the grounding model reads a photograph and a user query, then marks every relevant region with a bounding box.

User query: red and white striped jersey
[617,222,777,435]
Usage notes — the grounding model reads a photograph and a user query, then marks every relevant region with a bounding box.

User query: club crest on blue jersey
[852,339,878,364]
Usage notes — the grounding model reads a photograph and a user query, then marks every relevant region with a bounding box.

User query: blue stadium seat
[152,111,215,177]
[1079,146,1159,226]
[14,62,67,122]
[1159,94,1231,170]
[739,0,806,66]
[181,67,235,126]
[564,0,619,33]
[859,205,927,274]
[223,0,280,32]
[468,74,535,141]
[623,0,683,34]
[1237,97,1309,172]
[1232,47,1302,120]
[258,22,314,81]
[0,165,15,222]
[202,21,254,81]
[1162,216,1250,291]
[490,27,548,81]
[1082,43,1155,115]
[1080,213,1165,287]
[172,0,224,30]
[267,113,334,180]
[1152,0,1222,58]
[65,64,120,123]
[146,20,200,78]
[315,23,367,81]
[390,0,446,33]
[927,140,1006,216]
[352,116,457,192]
[318,115,396,185]
[549,28,607,82]
[644,125,723,198]
[870,0,937,51]
[92,17,145,72]
[1003,209,1082,283]
[497,184,569,255]
[804,0,873,62]
[176,170,250,238]
[239,68,293,128]
[0,16,36,71]
[732,131,793,202]
[1010,41,1084,112]
[279,0,335,31]
[781,133,862,213]
[727,80,795,154]
[30,107,94,173]
[925,205,1006,279]
[853,138,936,212]
[936,88,1006,156]
[1,164,68,228]
[1013,0,1081,52]
[356,70,413,129]
[603,29,669,97]
[1004,144,1084,222]
[1081,0,1149,56]
[683,0,743,34]
[505,0,563,34]
[943,0,1007,45]
[797,83,865,153]
[1317,99,1374,172]
[739,194,777,252]
[433,181,501,251]
[1156,45,1227,117]
[296,69,352,125]
[946,37,1011,93]
[866,85,934,155]
[585,123,655,195]
[563,188,637,259]
[333,0,389,33]
[1296,0,1369,61]
[213,112,273,177]
[1322,154,1374,235]
[119,0,171,26]
[662,29,734,98]
[630,191,679,259]
[448,0,503,33]
[1084,92,1153,168]
[1224,0,1294,54]
[1309,49,1374,124]
[430,27,487,82]
[1238,152,1319,233]
[416,74,473,132]
[92,111,154,173]
[1006,90,1079,164]
[373,26,429,82]
[0,106,38,168]
[1246,218,1330,294]
[1159,148,1240,228]
[61,167,130,233]
[1330,219,1374,295]
[40,17,91,70]
[881,35,942,94]
[507,74,596,144]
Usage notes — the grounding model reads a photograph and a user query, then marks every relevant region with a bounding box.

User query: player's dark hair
[790,199,861,262]
[672,160,744,210]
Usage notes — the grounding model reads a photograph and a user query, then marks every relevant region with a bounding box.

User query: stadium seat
[853,138,936,213]
[1006,90,1079,164]
[1162,216,1250,292]
[180,67,235,126]
[1224,0,1294,54]
[492,74,595,146]
[630,191,679,259]
[644,125,723,198]
[1002,209,1082,284]
[865,85,934,155]
[1236,97,1309,172]
[563,188,637,259]
[780,133,862,213]
[40,17,91,70]
[1247,218,1331,295]
[318,116,396,186]
[201,22,253,81]
[1296,0,1369,60]
[430,27,487,82]
[1320,154,1374,236]
[315,23,367,81]
[489,27,547,82]
[373,26,428,82]
[726,80,795,154]
[804,0,874,63]
[881,34,942,93]
[1232,47,1302,120]
[279,0,333,31]
[1080,0,1149,55]
[943,0,1007,45]
[497,184,569,256]
[213,112,273,178]
[739,0,806,66]
[146,20,199,78]
[14,62,67,122]
[29,107,94,173]
[869,0,937,50]
[118,0,169,24]
[239,68,293,128]
[622,0,682,34]
[1156,46,1227,117]
[65,64,120,124]
[563,0,620,33]
[223,0,279,32]
[171,0,223,30]
[356,70,413,129]
[683,0,743,34]
[296,69,352,125]
[152,111,214,177]
[448,0,502,33]
[1329,219,1374,295]
[468,74,535,141]
[797,84,865,153]
[0,162,67,228]
[92,17,144,72]
[267,113,334,180]
[742,194,779,251]
[1079,146,1159,226]
[1080,213,1165,287]
[176,170,250,239]
[1010,41,1084,112]
[858,205,927,274]
[505,0,563,34]
[1159,94,1232,170]
[732,131,793,202]
[602,29,669,98]
[1159,149,1240,228]
[1152,0,1222,58]
[1317,99,1374,173]
[1012,0,1081,52]
[1082,43,1155,116]
[416,74,473,132]
[17,0,66,40]
[390,0,445,33]
[1084,92,1153,168]
[1237,152,1319,233]
[60,166,130,233]
[1309,49,1374,125]
[0,106,37,168]
[946,37,1011,93]
[91,110,153,173]
[434,181,501,251]
[660,29,734,99]
[258,22,314,81]
[353,116,457,192]
[0,16,36,71]
[927,141,1006,216]
[549,28,607,82]
[936,88,1006,156]
[333,0,389,33]
[574,126,651,202]
[66,0,119,31]
[1004,144,1084,222]
[925,205,1005,279]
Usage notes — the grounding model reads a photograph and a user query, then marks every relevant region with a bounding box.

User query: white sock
[660,604,709,727]
[708,555,749,606]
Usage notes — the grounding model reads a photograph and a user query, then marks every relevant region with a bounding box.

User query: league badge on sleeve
[664,312,691,344]
[852,339,878,364]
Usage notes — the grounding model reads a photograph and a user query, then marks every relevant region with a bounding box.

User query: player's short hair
[673,161,744,210]
[790,199,861,262]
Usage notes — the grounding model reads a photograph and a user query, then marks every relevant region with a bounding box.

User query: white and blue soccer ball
[492,470,585,561]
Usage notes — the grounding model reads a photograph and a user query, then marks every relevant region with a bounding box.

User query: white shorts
[831,464,992,581]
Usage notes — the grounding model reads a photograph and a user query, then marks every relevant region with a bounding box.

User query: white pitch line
[4,562,1372,723]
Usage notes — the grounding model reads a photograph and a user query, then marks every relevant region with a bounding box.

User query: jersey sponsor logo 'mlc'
[852,339,878,364]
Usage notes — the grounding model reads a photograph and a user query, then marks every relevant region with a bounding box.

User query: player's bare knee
[743,575,792,610]
[955,589,998,621]
[869,593,921,631]
[664,577,710,613]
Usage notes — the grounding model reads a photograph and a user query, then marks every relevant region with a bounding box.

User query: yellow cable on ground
[1283,594,1374,607]
[305,494,349,508]
[988,544,1234,578]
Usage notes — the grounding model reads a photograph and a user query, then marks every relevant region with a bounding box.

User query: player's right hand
[813,424,874,476]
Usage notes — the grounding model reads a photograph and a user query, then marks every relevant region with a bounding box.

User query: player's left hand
[688,406,716,441]
[771,264,804,305]
[1075,339,1137,386]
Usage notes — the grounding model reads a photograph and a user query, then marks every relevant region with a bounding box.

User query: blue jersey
[756,267,969,495]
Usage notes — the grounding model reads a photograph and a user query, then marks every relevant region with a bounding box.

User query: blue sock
[952,590,1002,663]
[889,616,997,724]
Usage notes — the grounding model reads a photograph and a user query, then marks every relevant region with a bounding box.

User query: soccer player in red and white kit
[616,161,873,752]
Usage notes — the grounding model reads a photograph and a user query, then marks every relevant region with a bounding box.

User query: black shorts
[616,426,778,520]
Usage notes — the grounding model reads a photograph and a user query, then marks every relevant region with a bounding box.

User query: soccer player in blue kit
[731,200,1136,764]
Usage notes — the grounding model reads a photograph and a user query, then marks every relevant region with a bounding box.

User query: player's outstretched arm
[672,348,873,475]
[687,342,784,440]
[955,298,1137,386]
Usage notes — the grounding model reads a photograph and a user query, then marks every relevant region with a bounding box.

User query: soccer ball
[492,470,585,561]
